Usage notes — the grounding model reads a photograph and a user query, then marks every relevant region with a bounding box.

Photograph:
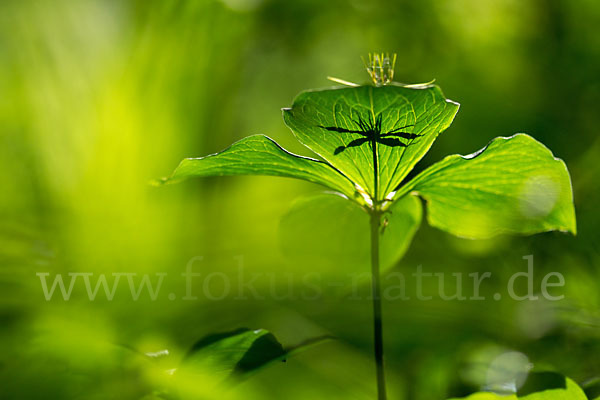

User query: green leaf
[181,328,283,381]
[395,134,576,239]
[517,372,587,400]
[582,377,600,400]
[283,84,459,202]
[159,135,360,202]
[181,328,330,381]
[279,192,422,274]
[448,393,517,400]
[448,373,587,400]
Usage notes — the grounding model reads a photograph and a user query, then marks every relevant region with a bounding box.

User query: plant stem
[370,209,386,400]
[370,114,385,399]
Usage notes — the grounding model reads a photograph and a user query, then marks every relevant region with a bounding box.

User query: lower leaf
[278,192,422,275]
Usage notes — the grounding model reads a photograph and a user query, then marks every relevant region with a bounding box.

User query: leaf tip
[446,98,461,109]
[281,107,292,119]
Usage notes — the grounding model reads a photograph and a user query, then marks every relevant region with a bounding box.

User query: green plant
[160,54,576,399]
[141,328,329,398]
[449,371,588,400]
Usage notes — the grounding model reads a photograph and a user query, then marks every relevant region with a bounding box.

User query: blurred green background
[1,0,599,399]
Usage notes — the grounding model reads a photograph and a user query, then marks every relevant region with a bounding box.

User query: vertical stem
[370,209,386,400]
[371,137,378,201]
[370,117,386,399]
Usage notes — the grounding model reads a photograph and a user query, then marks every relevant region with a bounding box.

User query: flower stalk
[370,208,386,400]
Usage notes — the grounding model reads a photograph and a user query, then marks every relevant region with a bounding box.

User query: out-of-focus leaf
[583,377,600,400]
[448,393,517,400]
[279,192,422,274]
[158,135,360,202]
[283,84,459,201]
[395,134,576,239]
[448,373,586,400]
[517,372,586,400]
[181,328,284,381]
[180,328,330,381]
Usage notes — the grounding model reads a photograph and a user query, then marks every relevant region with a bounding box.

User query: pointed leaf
[182,328,279,381]
[181,328,330,381]
[395,134,576,239]
[283,84,459,201]
[159,135,360,202]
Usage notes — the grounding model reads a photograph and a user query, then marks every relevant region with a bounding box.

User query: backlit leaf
[395,134,576,239]
[159,135,360,202]
[283,84,459,202]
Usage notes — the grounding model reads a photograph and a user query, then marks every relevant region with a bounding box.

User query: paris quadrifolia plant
[159,53,576,399]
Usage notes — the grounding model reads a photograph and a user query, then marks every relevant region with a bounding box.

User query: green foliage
[164,83,575,241]
[179,328,329,381]
[396,134,576,238]
[162,135,357,201]
[180,328,286,380]
[163,82,577,399]
[448,372,587,400]
[282,84,459,201]
[2,1,597,399]
[279,193,422,274]
[449,393,517,400]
